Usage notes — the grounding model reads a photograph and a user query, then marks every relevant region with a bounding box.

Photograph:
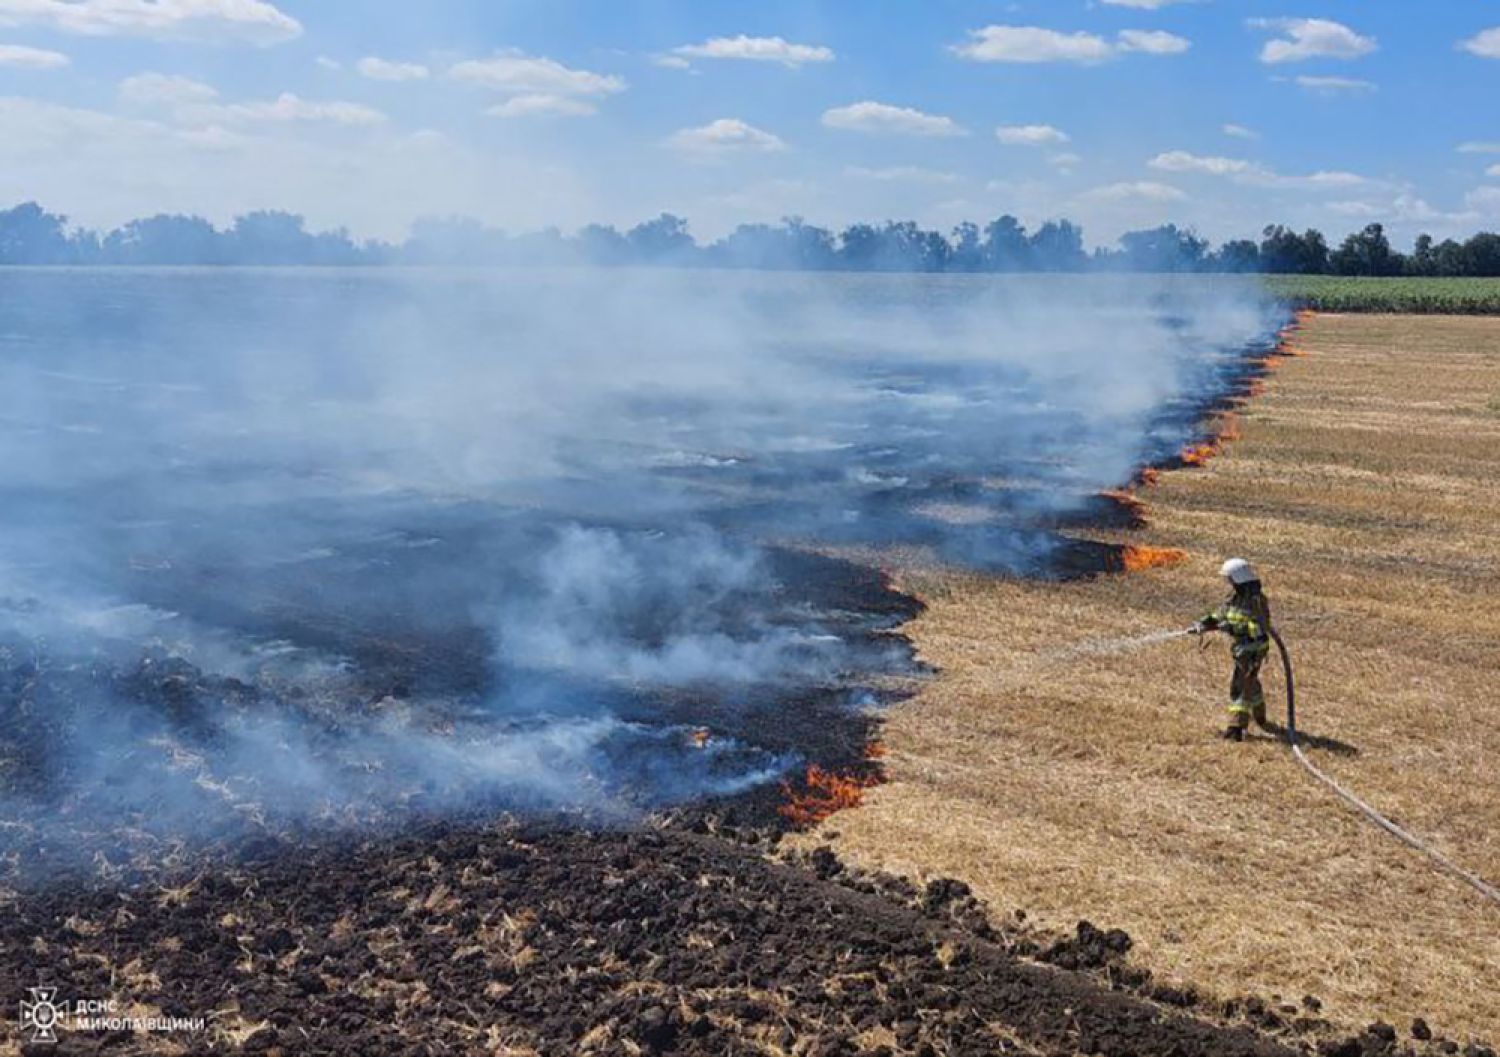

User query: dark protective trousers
[1227,646,1269,730]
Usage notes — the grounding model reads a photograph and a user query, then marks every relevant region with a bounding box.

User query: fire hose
[1266,628,1500,909]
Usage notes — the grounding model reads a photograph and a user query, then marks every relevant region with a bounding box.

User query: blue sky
[1,0,1498,247]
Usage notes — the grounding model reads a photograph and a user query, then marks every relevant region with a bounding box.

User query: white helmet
[1220,557,1259,585]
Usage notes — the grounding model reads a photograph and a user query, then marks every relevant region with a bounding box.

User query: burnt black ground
[3,819,1306,1057]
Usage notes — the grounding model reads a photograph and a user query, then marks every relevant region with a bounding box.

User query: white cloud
[0,94,594,242]
[450,54,625,99]
[651,54,692,70]
[1468,187,1500,215]
[1250,18,1375,64]
[1101,0,1197,7]
[1223,123,1258,140]
[1294,75,1376,94]
[1080,181,1186,202]
[315,55,341,71]
[120,72,218,105]
[995,124,1069,146]
[845,165,957,184]
[0,0,300,44]
[1117,29,1191,55]
[0,41,66,67]
[821,100,965,137]
[357,57,429,82]
[670,35,833,67]
[954,26,1113,63]
[1487,164,1500,179]
[1049,151,1082,168]
[1148,149,1367,191]
[487,94,596,119]
[1458,142,1500,155]
[953,25,1188,63]
[1459,28,1500,59]
[1149,150,1254,176]
[667,118,786,157]
[195,92,386,126]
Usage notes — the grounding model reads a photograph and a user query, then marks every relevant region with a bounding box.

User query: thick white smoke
[0,269,1277,867]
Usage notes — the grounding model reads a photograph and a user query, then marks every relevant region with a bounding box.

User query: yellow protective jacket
[1200,590,1272,657]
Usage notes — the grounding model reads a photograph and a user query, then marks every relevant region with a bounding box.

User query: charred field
[0,270,1363,1055]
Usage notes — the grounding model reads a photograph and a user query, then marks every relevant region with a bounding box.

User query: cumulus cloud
[1457,142,1500,154]
[667,118,787,157]
[1459,27,1500,59]
[844,165,957,184]
[1149,150,1254,176]
[1079,181,1186,202]
[995,123,1069,146]
[450,53,625,99]
[1250,18,1375,64]
[487,94,597,119]
[1294,75,1376,94]
[1487,164,1500,179]
[670,35,833,67]
[821,100,965,136]
[1148,149,1366,190]
[119,71,218,104]
[1223,123,1259,140]
[357,56,429,82]
[952,25,1187,63]
[0,41,66,67]
[0,0,300,44]
[1117,29,1191,55]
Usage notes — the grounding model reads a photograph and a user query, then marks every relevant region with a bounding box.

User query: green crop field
[1265,275,1500,314]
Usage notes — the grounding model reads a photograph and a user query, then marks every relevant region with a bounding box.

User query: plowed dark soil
[2,819,1310,1056]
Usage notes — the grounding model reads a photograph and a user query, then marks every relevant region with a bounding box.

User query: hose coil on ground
[1270,629,1500,908]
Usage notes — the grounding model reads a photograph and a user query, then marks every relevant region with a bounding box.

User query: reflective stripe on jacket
[1201,592,1272,652]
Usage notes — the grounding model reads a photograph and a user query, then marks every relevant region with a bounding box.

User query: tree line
[3,200,1499,276]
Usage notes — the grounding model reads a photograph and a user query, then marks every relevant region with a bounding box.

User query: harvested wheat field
[812,313,1500,1045]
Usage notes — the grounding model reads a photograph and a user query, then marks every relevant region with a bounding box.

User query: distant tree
[1331,223,1402,276]
[102,213,224,264]
[0,202,73,264]
[780,217,837,270]
[1029,220,1086,272]
[1430,238,1468,277]
[1260,225,1329,274]
[709,217,837,270]
[838,223,882,270]
[227,211,318,264]
[981,215,1031,272]
[576,223,630,266]
[949,221,983,272]
[1407,233,1437,277]
[1463,232,1500,276]
[1214,239,1262,273]
[626,213,696,264]
[1116,224,1208,272]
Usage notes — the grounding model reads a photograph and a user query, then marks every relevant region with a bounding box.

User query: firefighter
[1190,558,1273,741]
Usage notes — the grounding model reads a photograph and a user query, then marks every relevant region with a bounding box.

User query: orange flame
[1137,467,1161,487]
[1119,545,1188,572]
[863,741,888,760]
[778,764,881,828]
[1180,441,1219,466]
[1100,489,1147,520]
